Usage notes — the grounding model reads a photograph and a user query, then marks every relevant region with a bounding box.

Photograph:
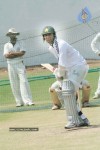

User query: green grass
[0,71,100,150]
[0,71,99,105]
[0,78,54,102]
[0,68,56,112]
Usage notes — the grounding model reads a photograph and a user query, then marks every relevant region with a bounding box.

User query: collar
[53,38,59,54]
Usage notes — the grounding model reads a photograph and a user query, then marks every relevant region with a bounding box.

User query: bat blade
[41,63,55,72]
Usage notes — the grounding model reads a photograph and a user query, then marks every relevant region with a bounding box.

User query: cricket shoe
[93,94,100,99]
[16,104,24,107]
[65,119,90,129]
[52,105,61,110]
[25,102,35,106]
[28,102,35,106]
[82,102,90,107]
[65,122,78,129]
[82,118,90,126]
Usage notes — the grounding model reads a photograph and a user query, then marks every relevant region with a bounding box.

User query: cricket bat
[41,63,55,72]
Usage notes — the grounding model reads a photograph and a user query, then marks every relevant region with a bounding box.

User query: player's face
[43,33,54,45]
[9,34,17,44]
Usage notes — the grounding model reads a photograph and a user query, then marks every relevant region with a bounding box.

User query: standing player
[91,33,100,99]
[4,28,35,107]
[42,26,90,128]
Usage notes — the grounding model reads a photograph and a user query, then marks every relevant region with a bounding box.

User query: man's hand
[53,68,63,80]
[53,66,68,80]
[4,51,25,59]
[4,52,16,58]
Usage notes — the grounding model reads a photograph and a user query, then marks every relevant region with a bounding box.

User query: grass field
[0,64,100,150]
[0,107,100,150]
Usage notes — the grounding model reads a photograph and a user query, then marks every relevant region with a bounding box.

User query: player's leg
[49,81,62,110]
[76,91,90,125]
[77,103,90,125]
[62,79,84,129]
[93,74,100,99]
[18,63,34,106]
[56,88,64,107]
[8,64,24,107]
[65,64,90,128]
[81,80,91,107]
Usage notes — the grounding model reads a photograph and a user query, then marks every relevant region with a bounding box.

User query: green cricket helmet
[42,26,56,36]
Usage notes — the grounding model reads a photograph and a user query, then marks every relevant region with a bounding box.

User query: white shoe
[25,102,35,106]
[16,104,23,107]
[65,119,90,129]
[65,122,77,129]
[52,105,61,110]
[93,95,100,99]
[82,102,90,107]
[28,102,35,106]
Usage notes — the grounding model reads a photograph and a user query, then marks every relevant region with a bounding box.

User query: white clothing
[48,38,89,126]
[49,39,86,70]
[94,74,100,96]
[91,33,100,55]
[4,41,25,64]
[49,39,89,90]
[4,41,33,106]
[91,33,100,95]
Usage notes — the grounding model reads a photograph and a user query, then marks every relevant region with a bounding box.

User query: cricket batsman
[42,26,90,128]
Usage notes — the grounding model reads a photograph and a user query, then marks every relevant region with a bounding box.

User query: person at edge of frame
[91,32,100,99]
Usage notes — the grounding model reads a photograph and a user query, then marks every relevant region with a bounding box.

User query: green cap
[42,26,56,35]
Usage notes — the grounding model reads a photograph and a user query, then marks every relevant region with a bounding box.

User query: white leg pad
[62,79,83,126]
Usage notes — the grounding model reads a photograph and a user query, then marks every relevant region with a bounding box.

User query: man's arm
[4,51,25,59]
[91,33,100,56]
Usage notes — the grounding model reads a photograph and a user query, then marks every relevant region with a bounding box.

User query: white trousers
[68,64,89,91]
[95,72,100,95]
[8,62,33,105]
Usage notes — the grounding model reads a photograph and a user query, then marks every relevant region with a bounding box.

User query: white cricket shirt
[4,40,26,64]
[49,39,86,71]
